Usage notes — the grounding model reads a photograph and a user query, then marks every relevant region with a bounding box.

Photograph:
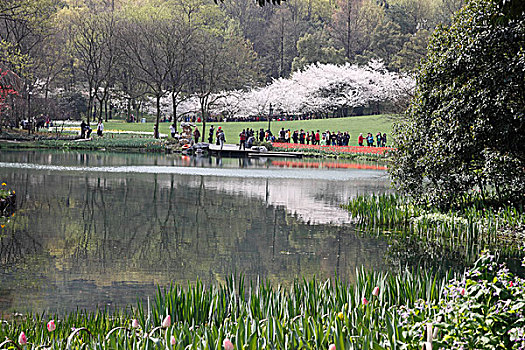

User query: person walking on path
[97,119,104,137]
[80,120,87,138]
[218,129,225,150]
[193,127,200,143]
[208,125,214,143]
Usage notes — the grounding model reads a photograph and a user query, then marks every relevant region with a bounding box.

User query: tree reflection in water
[0,152,390,314]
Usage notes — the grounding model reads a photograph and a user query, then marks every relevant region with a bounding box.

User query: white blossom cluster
[138,61,414,119]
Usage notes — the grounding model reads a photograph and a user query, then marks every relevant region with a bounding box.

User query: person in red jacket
[358,133,364,146]
[239,129,246,150]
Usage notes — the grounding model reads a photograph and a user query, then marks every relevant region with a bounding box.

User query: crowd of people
[170,124,388,149]
[256,128,388,147]
[231,128,388,148]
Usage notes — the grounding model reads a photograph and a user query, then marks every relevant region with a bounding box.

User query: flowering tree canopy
[170,61,413,118]
[136,61,413,120]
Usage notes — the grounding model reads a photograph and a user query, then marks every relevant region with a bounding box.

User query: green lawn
[103,114,399,145]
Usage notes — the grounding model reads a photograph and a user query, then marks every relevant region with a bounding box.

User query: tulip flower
[509,281,514,287]
[329,344,336,350]
[223,338,234,350]
[337,312,344,320]
[47,320,56,332]
[162,315,171,328]
[18,332,27,345]
[170,335,176,345]
[372,286,380,297]
[132,319,139,328]
[362,297,368,305]
[460,288,466,296]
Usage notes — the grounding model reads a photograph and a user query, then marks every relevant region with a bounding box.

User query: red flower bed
[271,160,387,170]
[271,142,394,156]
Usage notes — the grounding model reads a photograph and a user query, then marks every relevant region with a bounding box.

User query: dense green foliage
[391,0,525,208]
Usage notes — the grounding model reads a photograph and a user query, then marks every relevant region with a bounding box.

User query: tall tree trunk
[99,98,104,122]
[280,14,285,78]
[44,83,49,117]
[27,88,31,135]
[88,96,94,124]
[346,0,352,59]
[200,98,206,143]
[105,97,108,122]
[155,94,160,139]
[171,91,178,132]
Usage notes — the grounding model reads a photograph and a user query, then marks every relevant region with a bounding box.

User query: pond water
[0,150,390,314]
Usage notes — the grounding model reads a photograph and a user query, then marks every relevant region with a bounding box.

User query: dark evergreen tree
[391,0,525,208]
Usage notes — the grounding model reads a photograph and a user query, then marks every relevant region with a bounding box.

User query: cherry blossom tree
[204,61,414,118]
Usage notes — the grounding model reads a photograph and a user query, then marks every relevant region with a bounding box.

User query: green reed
[343,193,525,265]
[0,269,450,350]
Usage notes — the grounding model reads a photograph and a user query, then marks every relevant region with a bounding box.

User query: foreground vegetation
[1,252,524,349]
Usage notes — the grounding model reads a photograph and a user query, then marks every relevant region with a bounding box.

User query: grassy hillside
[102,114,398,145]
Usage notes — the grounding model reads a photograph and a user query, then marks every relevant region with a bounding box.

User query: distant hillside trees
[0,0,465,134]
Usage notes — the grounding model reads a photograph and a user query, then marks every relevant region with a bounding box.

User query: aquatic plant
[0,270,448,349]
[1,252,523,349]
[344,193,525,266]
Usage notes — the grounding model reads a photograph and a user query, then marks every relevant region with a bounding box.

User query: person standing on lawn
[358,133,364,146]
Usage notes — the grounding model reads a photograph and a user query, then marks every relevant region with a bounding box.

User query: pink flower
[18,332,27,345]
[362,297,368,305]
[131,319,139,328]
[460,288,466,296]
[372,286,380,297]
[329,344,336,350]
[162,315,171,328]
[223,338,234,350]
[47,320,56,332]
[170,335,176,345]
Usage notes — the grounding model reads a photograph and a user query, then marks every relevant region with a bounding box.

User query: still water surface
[0,150,390,314]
